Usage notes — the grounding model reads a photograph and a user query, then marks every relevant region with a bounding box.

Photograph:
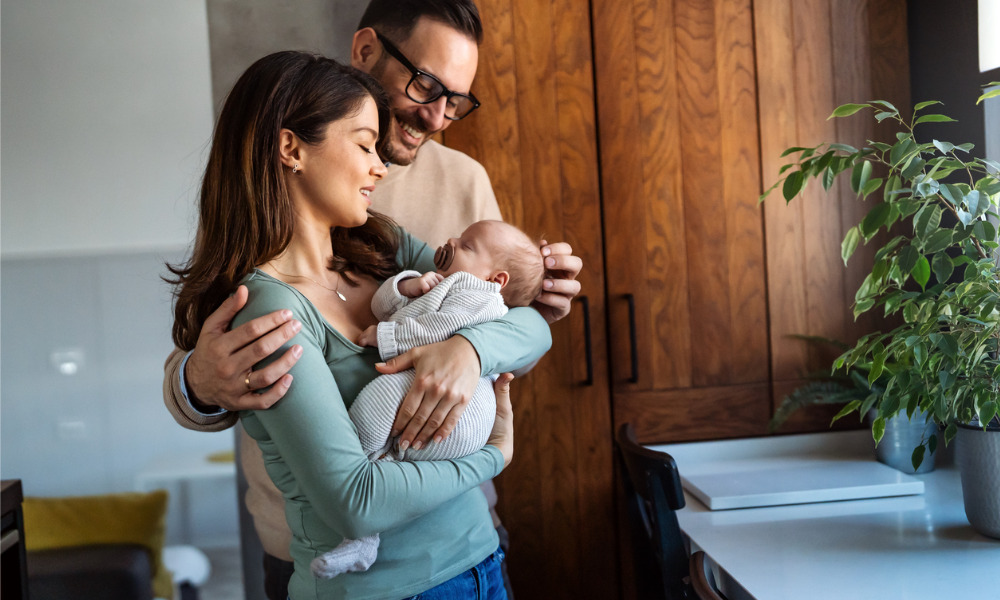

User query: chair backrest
[615,423,692,600]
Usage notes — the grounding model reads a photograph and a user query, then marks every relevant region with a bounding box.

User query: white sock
[310,534,380,579]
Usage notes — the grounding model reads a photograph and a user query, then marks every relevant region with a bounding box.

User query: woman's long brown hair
[166,52,396,350]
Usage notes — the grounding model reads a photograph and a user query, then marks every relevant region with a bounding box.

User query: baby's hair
[493,222,545,307]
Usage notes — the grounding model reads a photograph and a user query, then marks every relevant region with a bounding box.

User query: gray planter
[869,409,937,473]
[956,421,1000,539]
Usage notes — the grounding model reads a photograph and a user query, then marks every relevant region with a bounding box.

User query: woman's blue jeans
[403,546,507,600]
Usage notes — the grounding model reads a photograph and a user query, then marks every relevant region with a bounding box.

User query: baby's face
[434,221,513,281]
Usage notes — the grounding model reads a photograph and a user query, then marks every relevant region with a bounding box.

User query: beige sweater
[162,140,502,561]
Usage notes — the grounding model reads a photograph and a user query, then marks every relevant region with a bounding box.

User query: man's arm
[161,285,304,429]
[163,348,237,431]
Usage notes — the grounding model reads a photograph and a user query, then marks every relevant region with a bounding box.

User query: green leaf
[782,170,805,201]
[939,369,957,389]
[901,156,926,180]
[841,226,861,265]
[851,160,874,194]
[977,85,1000,105]
[875,111,896,122]
[914,204,942,238]
[829,103,870,119]
[829,143,859,154]
[973,220,997,244]
[898,244,919,275]
[928,434,938,455]
[935,336,959,358]
[890,138,917,167]
[980,402,999,428]
[940,183,964,206]
[860,202,891,238]
[861,177,883,198]
[872,417,886,445]
[870,100,899,114]
[914,100,942,112]
[822,166,836,191]
[944,422,957,445]
[780,146,812,158]
[932,139,954,154]
[831,400,863,423]
[932,253,954,283]
[869,352,885,384]
[912,255,931,289]
[911,445,926,471]
[922,229,953,254]
[966,190,987,218]
[914,114,957,125]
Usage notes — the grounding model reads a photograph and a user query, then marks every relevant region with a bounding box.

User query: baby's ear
[490,271,510,289]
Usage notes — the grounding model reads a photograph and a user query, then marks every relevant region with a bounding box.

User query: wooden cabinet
[445,0,909,598]
[443,1,617,598]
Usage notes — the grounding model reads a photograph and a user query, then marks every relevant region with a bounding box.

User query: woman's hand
[185,285,303,411]
[487,373,515,467]
[376,336,482,452]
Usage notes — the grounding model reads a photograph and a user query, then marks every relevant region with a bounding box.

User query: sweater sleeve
[162,347,238,432]
[235,277,504,540]
[396,231,553,375]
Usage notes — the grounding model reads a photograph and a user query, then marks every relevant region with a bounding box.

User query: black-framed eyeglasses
[375,31,481,121]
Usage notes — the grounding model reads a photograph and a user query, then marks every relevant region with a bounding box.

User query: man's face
[364,17,479,165]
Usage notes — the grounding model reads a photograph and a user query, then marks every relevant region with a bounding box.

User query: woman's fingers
[487,373,515,466]
[383,337,481,450]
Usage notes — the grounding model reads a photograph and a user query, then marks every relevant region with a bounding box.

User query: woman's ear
[352,28,381,72]
[490,271,510,290]
[278,129,302,170]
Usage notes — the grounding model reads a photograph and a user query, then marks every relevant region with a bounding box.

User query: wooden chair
[615,423,727,600]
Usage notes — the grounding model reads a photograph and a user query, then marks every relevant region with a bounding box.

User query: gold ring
[245,370,253,391]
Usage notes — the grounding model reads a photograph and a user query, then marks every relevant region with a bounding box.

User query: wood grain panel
[551,0,619,597]
[793,0,851,369]
[449,1,617,598]
[676,0,735,386]
[714,0,769,383]
[757,0,811,382]
[593,0,657,391]
[614,383,772,444]
[634,0,693,391]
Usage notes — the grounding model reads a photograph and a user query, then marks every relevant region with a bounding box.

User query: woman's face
[293,96,387,228]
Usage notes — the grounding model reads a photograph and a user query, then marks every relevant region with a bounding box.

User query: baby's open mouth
[434,244,454,271]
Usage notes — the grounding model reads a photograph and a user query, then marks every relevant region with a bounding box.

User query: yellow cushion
[23,490,173,599]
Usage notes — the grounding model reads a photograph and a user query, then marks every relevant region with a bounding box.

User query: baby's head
[434,220,545,307]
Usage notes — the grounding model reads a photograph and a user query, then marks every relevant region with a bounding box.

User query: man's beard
[380,112,429,166]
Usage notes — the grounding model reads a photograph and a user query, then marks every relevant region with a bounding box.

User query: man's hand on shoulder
[533,240,583,324]
[185,285,304,412]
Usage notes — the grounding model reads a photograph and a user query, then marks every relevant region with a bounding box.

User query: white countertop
[651,431,1000,600]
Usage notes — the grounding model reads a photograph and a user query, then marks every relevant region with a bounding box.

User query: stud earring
[292,163,301,174]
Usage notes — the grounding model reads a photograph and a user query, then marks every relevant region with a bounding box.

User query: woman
[168,52,550,599]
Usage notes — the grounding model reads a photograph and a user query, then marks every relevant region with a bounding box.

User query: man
[163,1,581,598]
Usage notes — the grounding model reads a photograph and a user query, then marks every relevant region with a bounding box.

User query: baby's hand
[357,325,378,347]
[399,272,444,298]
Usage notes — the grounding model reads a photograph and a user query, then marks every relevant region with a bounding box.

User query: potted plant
[761,84,1000,538]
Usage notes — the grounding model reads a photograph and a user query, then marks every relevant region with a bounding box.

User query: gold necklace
[268,263,347,301]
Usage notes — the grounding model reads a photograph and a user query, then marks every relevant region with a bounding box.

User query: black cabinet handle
[578,296,593,386]
[625,293,638,383]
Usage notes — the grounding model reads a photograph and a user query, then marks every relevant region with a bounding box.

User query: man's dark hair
[358,0,483,45]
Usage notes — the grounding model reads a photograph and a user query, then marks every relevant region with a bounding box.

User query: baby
[312,219,545,579]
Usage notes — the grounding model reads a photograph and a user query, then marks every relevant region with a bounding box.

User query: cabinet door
[443,0,617,598]
[593,0,771,444]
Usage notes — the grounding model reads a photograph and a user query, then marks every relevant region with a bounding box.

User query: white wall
[1,0,211,257]
[0,0,237,547]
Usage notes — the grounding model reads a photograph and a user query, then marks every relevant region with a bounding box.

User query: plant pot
[956,421,1000,539]
[868,409,937,473]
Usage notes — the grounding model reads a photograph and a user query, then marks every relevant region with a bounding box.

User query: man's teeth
[361,189,370,196]
[401,123,424,139]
